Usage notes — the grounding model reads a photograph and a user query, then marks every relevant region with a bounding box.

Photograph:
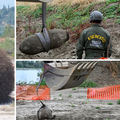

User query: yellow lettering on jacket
[87,35,106,42]
[95,35,99,39]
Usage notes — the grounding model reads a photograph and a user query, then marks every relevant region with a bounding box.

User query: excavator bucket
[43,62,98,90]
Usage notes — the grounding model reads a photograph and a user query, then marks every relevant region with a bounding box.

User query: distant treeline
[0,5,14,25]
[16,61,44,68]
[0,26,5,36]
[0,5,14,36]
[0,24,14,37]
[0,37,14,55]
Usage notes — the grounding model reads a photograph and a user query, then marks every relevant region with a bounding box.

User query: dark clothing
[76,24,112,59]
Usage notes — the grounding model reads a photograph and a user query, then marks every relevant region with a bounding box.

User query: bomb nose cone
[19,29,69,55]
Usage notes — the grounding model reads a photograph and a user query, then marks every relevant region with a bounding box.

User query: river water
[16,69,42,84]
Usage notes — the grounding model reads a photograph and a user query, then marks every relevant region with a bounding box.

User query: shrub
[0,48,14,103]
[79,80,98,87]
[117,99,120,104]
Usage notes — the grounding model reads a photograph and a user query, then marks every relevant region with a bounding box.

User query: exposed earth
[16,61,120,120]
[16,89,120,120]
[16,2,120,59]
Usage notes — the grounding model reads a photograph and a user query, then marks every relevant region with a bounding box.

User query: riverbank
[16,87,120,120]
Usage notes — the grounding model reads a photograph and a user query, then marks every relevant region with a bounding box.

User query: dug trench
[16,1,120,59]
[16,62,120,120]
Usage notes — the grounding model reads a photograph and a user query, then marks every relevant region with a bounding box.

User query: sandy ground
[0,107,15,120]
[16,87,120,120]
[0,91,15,120]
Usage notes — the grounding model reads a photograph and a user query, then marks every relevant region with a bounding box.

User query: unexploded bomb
[19,29,69,55]
[37,104,55,120]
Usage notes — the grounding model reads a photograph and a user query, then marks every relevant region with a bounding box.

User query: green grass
[116,19,120,24]
[16,80,46,85]
[59,94,62,96]
[108,103,113,105]
[16,0,120,39]
[1,25,14,38]
[71,105,75,107]
[106,0,119,5]
[0,26,5,36]
[95,106,100,109]
[68,94,72,97]
[72,87,77,90]
[79,80,98,88]
[117,99,120,104]
[82,100,89,104]
[0,37,14,55]
[36,80,46,85]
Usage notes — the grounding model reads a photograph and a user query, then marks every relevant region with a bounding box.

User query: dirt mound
[87,61,120,86]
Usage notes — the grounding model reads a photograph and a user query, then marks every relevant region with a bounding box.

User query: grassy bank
[16,80,46,85]
[16,0,106,6]
[17,0,120,42]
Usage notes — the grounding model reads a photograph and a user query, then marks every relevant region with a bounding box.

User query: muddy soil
[0,91,15,120]
[16,62,120,120]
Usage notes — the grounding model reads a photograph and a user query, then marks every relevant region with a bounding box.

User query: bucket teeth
[82,62,91,69]
[43,61,98,90]
[86,62,98,69]
[77,62,97,70]
[77,62,86,70]
[91,62,98,68]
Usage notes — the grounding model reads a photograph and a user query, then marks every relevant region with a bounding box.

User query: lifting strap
[36,71,55,120]
[36,72,45,105]
[36,2,51,52]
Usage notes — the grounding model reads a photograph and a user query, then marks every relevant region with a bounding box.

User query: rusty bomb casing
[19,29,69,55]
